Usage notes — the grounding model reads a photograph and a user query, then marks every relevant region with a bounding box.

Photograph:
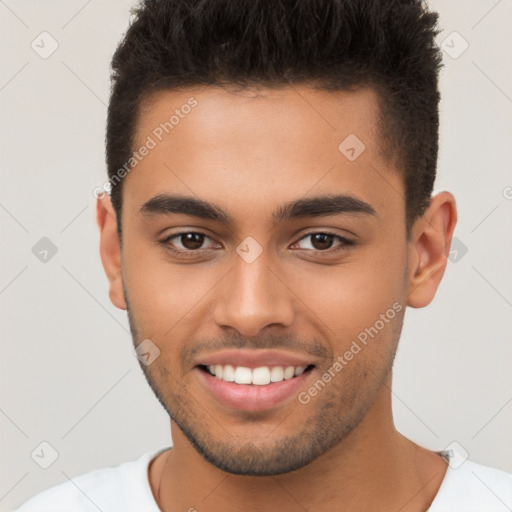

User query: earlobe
[96,195,127,311]
[406,192,457,308]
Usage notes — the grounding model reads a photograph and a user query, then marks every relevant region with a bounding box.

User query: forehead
[136,84,383,151]
[123,84,403,228]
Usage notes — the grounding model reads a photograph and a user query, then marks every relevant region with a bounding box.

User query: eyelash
[159,231,355,257]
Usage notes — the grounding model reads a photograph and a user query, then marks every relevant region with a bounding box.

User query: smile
[201,364,314,385]
[196,363,315,411]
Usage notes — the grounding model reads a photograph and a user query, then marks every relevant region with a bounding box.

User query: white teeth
[294,366,306,376]
[207,364,310,385]
[252,367,271,385]
[222,364,235,382]
[270,366,284,382]
[234,366,252,384]
[283,366,295,379]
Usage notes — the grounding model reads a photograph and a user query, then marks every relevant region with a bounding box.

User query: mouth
[194,362,316,412]
[197,363,315,385]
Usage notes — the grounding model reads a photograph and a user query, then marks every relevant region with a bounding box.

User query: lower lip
[196,367,313,412]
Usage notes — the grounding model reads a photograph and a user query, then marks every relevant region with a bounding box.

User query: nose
[213,250,295,337]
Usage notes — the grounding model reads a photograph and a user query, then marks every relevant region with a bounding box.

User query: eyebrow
[140,193,377,224]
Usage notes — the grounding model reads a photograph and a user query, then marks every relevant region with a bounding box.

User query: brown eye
[310,233,334,250]
[180,233,205,250]
[160,232,218,253]
[292,231,354,253]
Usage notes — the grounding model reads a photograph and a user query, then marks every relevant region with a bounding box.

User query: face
[115,85,412,475]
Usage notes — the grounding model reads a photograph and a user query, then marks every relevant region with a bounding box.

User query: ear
[96,195,127,310]
[406,191,457,308]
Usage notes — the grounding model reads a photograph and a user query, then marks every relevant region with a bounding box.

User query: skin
[96,85,457,511]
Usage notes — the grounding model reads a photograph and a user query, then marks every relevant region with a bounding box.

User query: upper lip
[194,349,315,369]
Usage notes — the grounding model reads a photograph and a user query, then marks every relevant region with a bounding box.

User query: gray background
[1,1,511,510]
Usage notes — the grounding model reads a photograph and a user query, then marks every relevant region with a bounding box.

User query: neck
[153,386,447,512]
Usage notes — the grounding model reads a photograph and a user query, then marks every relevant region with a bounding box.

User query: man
[14,0,512,510]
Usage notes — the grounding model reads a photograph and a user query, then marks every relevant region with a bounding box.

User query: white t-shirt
[12,447,512,511]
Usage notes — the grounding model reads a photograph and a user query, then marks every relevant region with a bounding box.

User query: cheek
[121,240,221,337]
[286,247,407,336]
